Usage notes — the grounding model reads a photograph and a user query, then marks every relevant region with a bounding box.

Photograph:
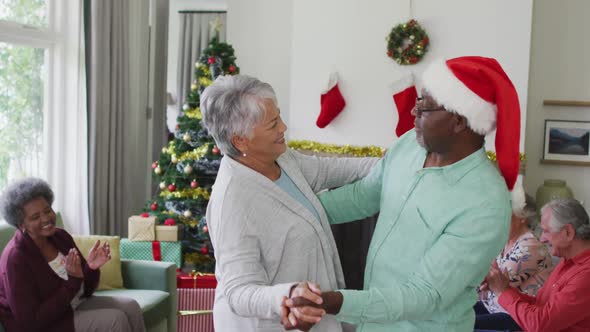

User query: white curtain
[44,0,90,235]
[176,12,227,112]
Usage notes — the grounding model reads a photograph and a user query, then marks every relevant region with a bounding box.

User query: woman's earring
[242,153,247,157]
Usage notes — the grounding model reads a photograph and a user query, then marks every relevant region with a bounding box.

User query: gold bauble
[183,134,191,143]
[154,166,162,175]
[183,210,192,218]
[171,154,178,163]
[184,165,193,174]
[159,182,166,190]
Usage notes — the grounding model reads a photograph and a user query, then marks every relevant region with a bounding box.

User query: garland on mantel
[288,140,526,161]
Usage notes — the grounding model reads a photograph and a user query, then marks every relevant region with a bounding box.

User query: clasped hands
[479,261,511,296]
[64,240,111,278]
[280,281,343,331]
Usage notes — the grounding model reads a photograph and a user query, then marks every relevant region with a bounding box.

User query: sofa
[0,221,177,332]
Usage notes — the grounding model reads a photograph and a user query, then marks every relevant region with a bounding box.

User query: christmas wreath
[386,19,429,65]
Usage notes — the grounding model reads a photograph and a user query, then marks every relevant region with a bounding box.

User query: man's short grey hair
[200,75,278,158]
[542,198,590,240]
[0,177,54,228]
[514,193,538,229]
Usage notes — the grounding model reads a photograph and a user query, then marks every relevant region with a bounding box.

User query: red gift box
[177,271,217,289]
[178,288,215,332]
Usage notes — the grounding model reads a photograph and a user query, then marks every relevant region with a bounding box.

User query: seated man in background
[475,194,554,331]
[485,198,590,332]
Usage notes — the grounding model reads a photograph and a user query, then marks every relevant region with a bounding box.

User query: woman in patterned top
[474,194,554,331]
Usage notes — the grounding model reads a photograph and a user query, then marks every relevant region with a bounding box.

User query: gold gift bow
[178,310,213,316]
[190,270,215,288]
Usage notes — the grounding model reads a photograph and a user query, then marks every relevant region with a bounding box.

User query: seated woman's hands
[484,261,511,295]
[281,281,325,331]
[86,240,111,270]
[65,248,84,278]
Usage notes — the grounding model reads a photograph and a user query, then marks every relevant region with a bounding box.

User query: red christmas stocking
[316,72,346,128]
[392,74,418,137]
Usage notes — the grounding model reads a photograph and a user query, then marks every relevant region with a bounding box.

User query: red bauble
[164,218,176,226]
[190,180,199,188]
[212,146,220,155]
[207,57,216,64]
[150,203,158,211]
[229,65,236,72]
[141,212,150,218]
[202,225,208,233]
[200,246,209,254]
[168,184,176,192]
[151,162,158,169]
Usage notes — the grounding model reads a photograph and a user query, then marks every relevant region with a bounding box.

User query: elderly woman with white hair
[200,74,377,332]
[475,194,554,331]
[0,177,145,332]
[485,198,590,331]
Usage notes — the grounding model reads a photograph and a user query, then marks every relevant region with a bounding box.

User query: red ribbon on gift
[152,241,162,261]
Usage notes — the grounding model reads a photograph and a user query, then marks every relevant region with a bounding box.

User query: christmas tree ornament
[164,218,176,226]
[168,184,177,192]
[171,154,178,163]
[190,83,197,91]
[183,133,191,142]
[190,180,199,188]
[422,56,523,209]
[154,166,162,175]
[203,225,208,233]
[151,162,158,169]
[141,212,150,218]
[316,72,346,128]
[207,57,216,64]
[391,73,418,137]
[212,146,220,155]
[184,210,192,218]
[161,147,168,154]
[229,65,236,73]
[182,104,190,111]
[150,202,158,211]
[159,182,166,190]
[200,245,209,254]
[184,165,193,174]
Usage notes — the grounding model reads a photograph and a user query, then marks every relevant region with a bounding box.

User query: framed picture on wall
[542,120,590,165]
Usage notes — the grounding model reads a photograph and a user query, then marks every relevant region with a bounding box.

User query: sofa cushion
[73,235,123,290]
[94,289,169,328]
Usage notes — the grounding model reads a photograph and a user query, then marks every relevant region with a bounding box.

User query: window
[0,0,51,189]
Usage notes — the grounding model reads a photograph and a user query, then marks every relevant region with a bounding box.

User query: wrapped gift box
[128,215,156,241]
[178,288,215,332]
[120,238,182,267]
[155,224,183,242]
[177,271,217,289]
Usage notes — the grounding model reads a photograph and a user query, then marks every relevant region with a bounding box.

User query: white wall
[287,0,532,150]
[166,0,227,131]
[226,0,294,127]
[524,0,590,206]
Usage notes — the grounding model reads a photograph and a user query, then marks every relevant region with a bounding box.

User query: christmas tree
[146,34,239,272]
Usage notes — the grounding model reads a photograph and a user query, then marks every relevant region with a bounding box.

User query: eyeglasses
[414,97,446,116]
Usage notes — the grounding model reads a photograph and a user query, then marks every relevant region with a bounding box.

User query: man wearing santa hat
[282,56,525,332]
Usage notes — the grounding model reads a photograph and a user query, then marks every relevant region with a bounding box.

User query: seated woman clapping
[475,194,554,331]
[0,177,144,332]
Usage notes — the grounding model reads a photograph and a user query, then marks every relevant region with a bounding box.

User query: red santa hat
[421,56,524,211]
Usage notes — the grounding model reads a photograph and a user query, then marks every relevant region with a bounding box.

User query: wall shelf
[543,100,590,107]
[540,159,590,167]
